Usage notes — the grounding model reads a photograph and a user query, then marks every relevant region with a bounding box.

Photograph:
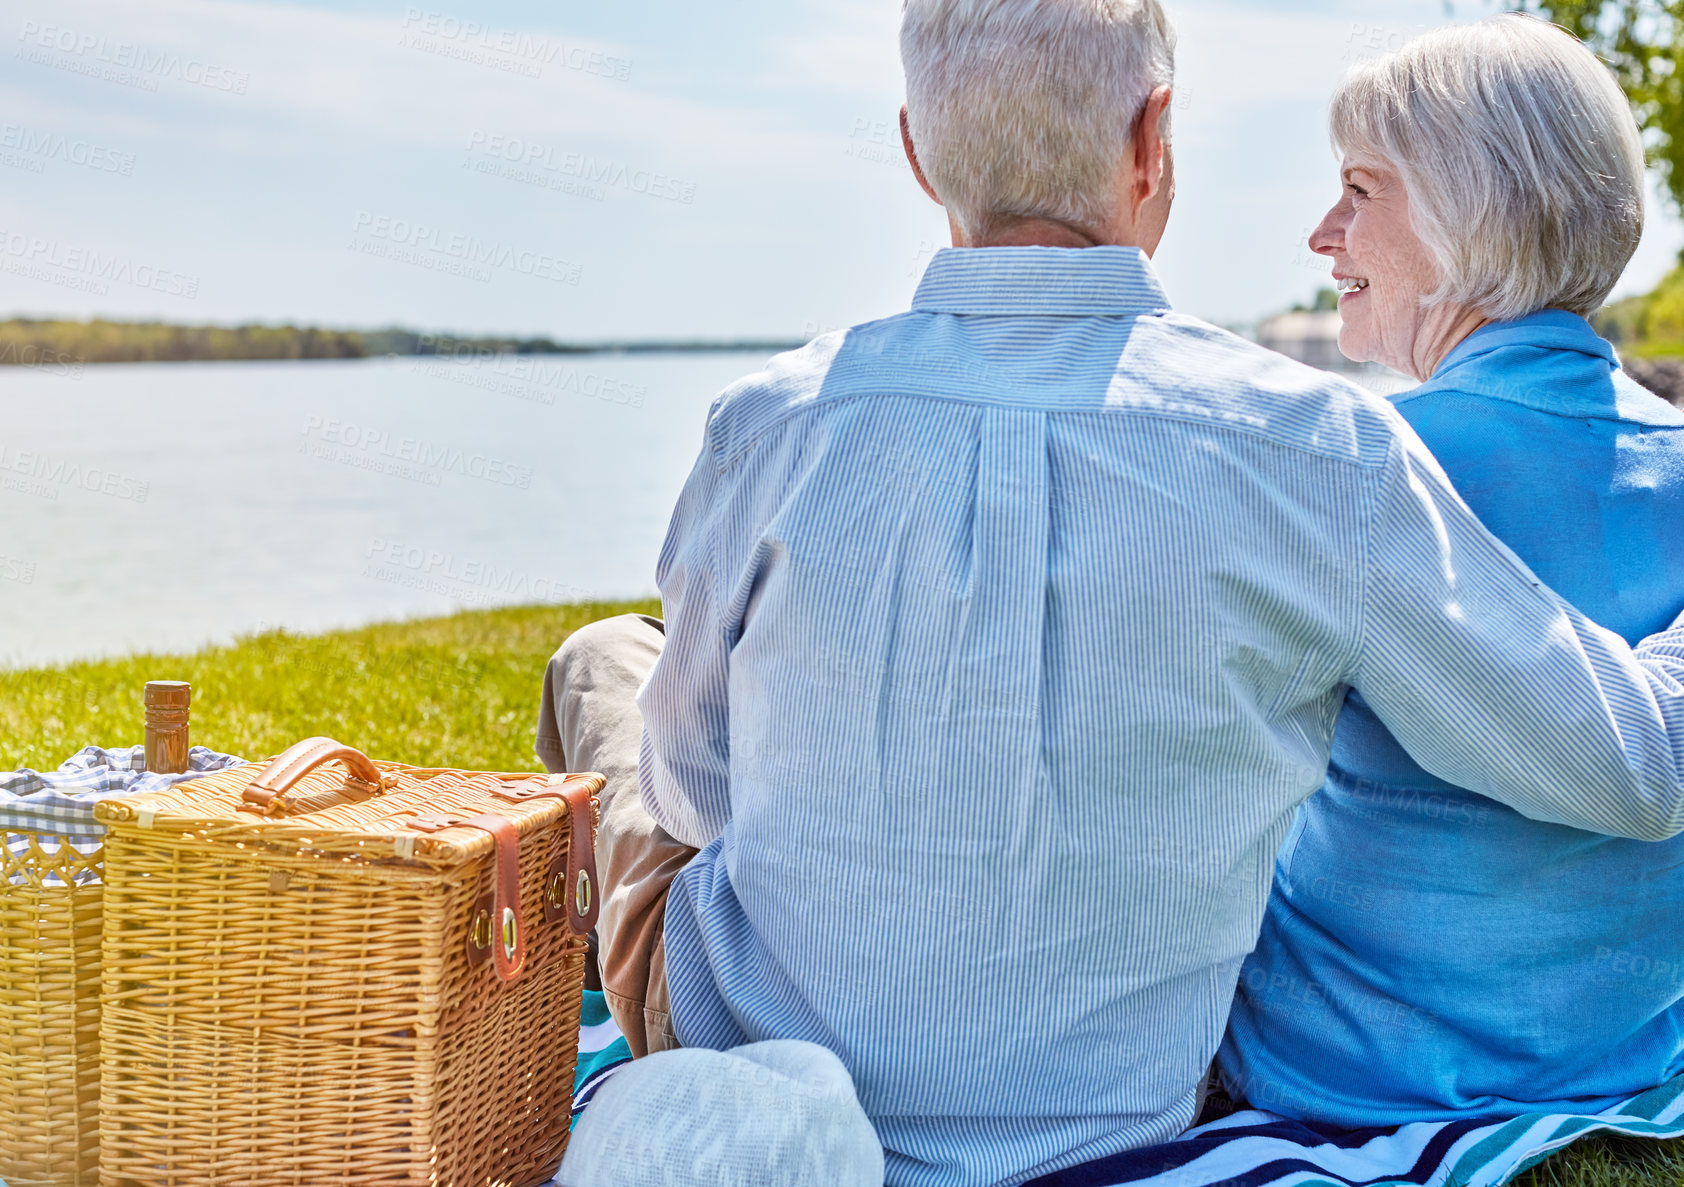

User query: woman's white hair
[901,0,1176,241]
[1331,13,1645,321]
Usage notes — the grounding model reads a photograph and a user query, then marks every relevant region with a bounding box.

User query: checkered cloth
[2,744,248,849]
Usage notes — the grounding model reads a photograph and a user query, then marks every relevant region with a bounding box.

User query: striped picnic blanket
[1025,1078,1684,1186]
[562,999,1684,1186]
[569,990,633,1127]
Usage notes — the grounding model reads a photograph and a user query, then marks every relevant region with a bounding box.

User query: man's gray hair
[901,0,1176,241]
[1331,13,1644,321]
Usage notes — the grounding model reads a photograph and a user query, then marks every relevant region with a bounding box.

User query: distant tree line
[0,318,802,367]
[0,320,369,365]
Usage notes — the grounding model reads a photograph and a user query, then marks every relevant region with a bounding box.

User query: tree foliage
[1597,261,1684,349]
[1521,1,1684,212]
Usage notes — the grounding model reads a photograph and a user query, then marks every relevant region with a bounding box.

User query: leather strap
[561,781,598,935]
[490,772,603,803]
[412,812,527,982]
[491,773,600,935]
[241,737,384,815]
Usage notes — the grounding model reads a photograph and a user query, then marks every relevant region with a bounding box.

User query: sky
[0,0,1679,340]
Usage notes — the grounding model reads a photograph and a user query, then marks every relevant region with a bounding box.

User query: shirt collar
[911,246,1173,317]
[1404,308,1684,426]
[1432,308,1615,376]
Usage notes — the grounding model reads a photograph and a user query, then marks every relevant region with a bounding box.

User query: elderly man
[538,1,1684,1183]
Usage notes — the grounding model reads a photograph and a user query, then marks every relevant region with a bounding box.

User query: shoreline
[0,316,806,369]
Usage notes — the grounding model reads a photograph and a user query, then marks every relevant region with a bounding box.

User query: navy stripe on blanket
[1027,1118,1490,1186]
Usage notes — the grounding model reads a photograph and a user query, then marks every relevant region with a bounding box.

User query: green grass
[3,599,1681,1185]
[0,600,655,772]
[1508,1133,1684,1187]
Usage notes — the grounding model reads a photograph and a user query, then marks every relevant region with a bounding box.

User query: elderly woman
[1219,14,1684,1123]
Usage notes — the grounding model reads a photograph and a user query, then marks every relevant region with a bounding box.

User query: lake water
[0,351,1410,669]
[0,352,771,668]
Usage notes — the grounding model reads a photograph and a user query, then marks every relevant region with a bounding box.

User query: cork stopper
[144,680,191,775]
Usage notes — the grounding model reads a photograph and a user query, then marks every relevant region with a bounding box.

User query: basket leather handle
[241,737,384,816]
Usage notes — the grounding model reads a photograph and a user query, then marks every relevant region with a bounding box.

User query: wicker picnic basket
[0,686,224,1187]
[0,816,105,1186]
[92,737,604,1187]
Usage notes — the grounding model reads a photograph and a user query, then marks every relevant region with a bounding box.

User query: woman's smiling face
[1310,158,1484,380]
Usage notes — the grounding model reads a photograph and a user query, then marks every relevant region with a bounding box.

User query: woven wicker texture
[94,753,601,1187]
[0,835,104,1187]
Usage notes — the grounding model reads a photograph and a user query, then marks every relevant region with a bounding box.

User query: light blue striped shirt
[636,247,1684,1187]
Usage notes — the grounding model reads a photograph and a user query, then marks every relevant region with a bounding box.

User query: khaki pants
[537,614,694,1058]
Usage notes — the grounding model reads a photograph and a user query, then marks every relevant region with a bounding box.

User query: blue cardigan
[1220,309,1684,1124]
